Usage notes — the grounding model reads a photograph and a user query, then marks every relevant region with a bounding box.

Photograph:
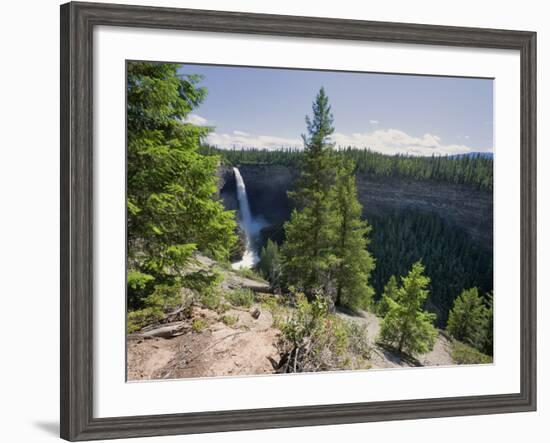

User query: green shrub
[226,288,255,308]
[127,270,155,310]
[260,295,286,329]
[192,318,208,333]
[451,341,492,364]
[221,315,238,327]
[128,307,163,334]
[345,321,371,359]
[277,293,350,372]
[199,286,223,311]
[127,283,181,333]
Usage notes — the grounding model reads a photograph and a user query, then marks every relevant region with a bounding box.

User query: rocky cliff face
[219,165,493,251]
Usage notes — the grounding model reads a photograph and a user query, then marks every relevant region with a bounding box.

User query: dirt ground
[337,309,455,369]
[129,305,456,381]
[127,254,456,380]
[128,305,280,381]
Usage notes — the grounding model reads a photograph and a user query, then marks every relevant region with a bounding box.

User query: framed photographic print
[60,1,536,441]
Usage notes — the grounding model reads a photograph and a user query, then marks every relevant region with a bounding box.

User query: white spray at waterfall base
[231,167,266,269]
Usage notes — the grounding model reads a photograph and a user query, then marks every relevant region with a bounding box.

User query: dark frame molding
[60,2,537,441]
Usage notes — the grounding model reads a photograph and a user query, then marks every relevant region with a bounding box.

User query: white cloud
[183,113,209,126]
[205,127,489,156]
[331,129,480,156]
[369,120,379,124]
[233,130,250,137]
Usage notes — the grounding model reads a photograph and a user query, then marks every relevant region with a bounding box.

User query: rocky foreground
[127,255,461,381]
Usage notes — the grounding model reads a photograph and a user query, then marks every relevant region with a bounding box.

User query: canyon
[220,164,493,251]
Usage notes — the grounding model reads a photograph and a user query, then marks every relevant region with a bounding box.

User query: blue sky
[178,64,493,156]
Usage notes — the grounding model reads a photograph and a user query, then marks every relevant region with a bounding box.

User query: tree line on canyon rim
[126,62,493,368]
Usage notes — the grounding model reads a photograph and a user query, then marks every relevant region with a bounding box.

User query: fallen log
[134,321,189,339]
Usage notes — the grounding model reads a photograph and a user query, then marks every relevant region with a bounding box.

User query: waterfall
[232,167,260,269]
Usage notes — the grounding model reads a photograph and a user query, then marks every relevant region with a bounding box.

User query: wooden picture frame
[60,1,536,440]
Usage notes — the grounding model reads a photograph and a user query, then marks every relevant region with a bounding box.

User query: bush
[451,340,492,365]
[260,295,286,329]
[127,283,181,333]
[221,314,238,327]
[192,318,208,332]
[199,286,229,313]
[226,288,255,308]
[127,270,155,310]
[345,321,371,360]
[276,293,368,373]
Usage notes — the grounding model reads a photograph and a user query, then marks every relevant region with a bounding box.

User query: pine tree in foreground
[126,62,237,310]
[332,158,375,309]
[282,87,338,294]
[379,261,437,355]
[446,287,489,351]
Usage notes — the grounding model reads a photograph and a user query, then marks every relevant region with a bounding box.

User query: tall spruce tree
[446,287,489,351]
[127,62,237,309]
[379,261,437,355]
[282,87,338,294]
[333,159,375,309]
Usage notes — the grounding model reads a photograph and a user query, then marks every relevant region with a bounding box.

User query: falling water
[232,167,260,269]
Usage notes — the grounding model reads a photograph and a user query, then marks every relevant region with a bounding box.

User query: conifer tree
[282,88,338,293]
[333,159,375,309]
[258,239,282,287]
[482,291,494,356]
[379,261,437,355]
[127,62,237,309]
[446,287,489,350]
[377,275,399,317]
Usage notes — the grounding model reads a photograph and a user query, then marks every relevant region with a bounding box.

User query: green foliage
[277,293,345,372]
[446,288,491,352]
[483,292,494,356]
[369,209,493,326]
[333,159,376,309]
[277,293,370,372]
[126,61,237,315]
[377,275,399,317]
[212,147,493,191]
[233,267,264,281]
[127,283,182,333]
[221,314,238,327]
[198,286,226,313]
[258,239,282,287]
[281,89,374,307]
[281,88,338,293]
[345,321,371,360]
[451,340,492,364]
[379,261,437,355]
[127,270,156,310]
[192,318,208,333]
[226,288,255,308]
